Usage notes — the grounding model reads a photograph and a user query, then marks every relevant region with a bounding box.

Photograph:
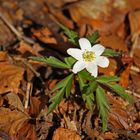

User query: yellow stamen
[83,51,95,62]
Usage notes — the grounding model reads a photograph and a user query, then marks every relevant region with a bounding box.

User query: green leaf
[78,70,95,81]
[30,56,70,69]
[89,81,98,93]
[97,76,120,83]
[82,81,97,112]
[29,56,49,63]
[65,74,73,98]
[104,83,133,103]
[51,74,74,93]
[48,74,74,114]
[82,92,94,112]
[78,72,87,91]
[87,30,99,45]
[102,49,120,57]
[96,86,110,132]
[47,87,65,114]
[64,57,76,68]
[60,24,78,45]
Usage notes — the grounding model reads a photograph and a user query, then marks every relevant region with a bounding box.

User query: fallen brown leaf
[6,92,24,112]
[68,0,128,35]
[32,27,57,44]
[133,48,140,68]
[0,19,15,47]
[0,107,29,136]
[107,93,130,129]
[0,62,24,94]
[131,72,140,93]
[0,51,8,62]
[52,127,81,140]
[99,35,128,75]
[120,64,131,88]
[18,41,43,56]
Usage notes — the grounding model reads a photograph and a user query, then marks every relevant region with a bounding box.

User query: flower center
[83,51,95,62]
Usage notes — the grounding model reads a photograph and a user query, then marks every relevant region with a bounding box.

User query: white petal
[96,56,109,68]
[86,62,98,77]
[91,44,105,56]
[79,38,91,51]
[72,61,85,73]
[67,48,83,61]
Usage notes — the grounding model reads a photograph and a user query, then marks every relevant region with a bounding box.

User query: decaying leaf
[0,107,29,135]
[0,51,8,62]
[52,127,81,140]
[107,93,130,129]
[0,62,24,94]
[133,48,140,68]
[0,19,15,47]
[6,92,24,112]
[68,0,128,35]
[131,73,140,93]
[120,64,131,88]
[18,41,43,56]
[32,27,57,44]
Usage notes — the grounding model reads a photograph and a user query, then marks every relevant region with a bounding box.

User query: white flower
[67,38,109,77]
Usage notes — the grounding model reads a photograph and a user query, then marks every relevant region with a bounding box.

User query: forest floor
[0,0,140,140]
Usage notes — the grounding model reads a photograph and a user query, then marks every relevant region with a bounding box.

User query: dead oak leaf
[0,107,29,136]
[99,35,128,76]
[32,27,57,44]
[68,0,128,35]
[6,92,24,112]
[0,51,8,62]
[18,41,43,56]
[52,128,81,140]
[107,93,130,129]
[0,62,24,94]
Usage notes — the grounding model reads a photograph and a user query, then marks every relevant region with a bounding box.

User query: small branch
[126,90,140,99]
[24,82,32,109]
[22,59,41,78]
[131,65,140,73]
[0,13,35,44]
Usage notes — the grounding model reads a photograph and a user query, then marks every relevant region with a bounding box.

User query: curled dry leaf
[133,48,140,69]
[18,41,43,56]
[0,51,8,62]
[46,0,78,8]
[120,64,131,88]
[99,35,128,75]
[52,127,81,140]
[32,27,57,44]
[127,0,140,10]
[68,0,128,35]
[129,10,140,58]
[0,62,24,94]
[0,19,15,47]
[100,35,128,52]
[50,9,74,28]
[0,107,29,136]
[131,73,140,94]
[129,10,140,34]
[16,121,37,140]
[107,93,130,129]
[6,92,24,112]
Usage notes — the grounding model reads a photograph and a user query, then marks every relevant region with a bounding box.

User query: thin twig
[126,90,140,99]
[22,59,41,78]
[131,65,140,73]
[24,82,32,109]
[0,13,35,44]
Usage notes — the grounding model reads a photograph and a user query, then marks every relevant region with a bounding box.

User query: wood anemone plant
[30,25,132,132]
